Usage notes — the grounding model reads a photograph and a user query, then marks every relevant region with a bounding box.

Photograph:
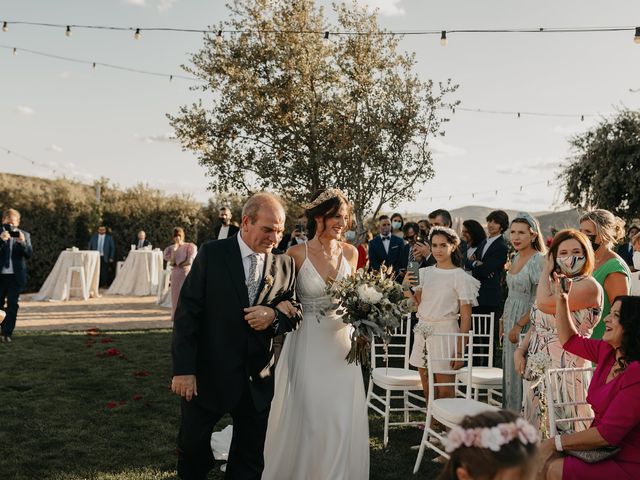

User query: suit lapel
[254,252,274,306]
[224,238,250,308]
[477,239,488,260]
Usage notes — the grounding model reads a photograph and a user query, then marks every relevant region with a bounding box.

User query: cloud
[47,144,63,153]
[15,105,35,116]
[428,138,466,157]
[135,132,179,144]
[496,157,562,175]
[363,0,406,16]
[124,0,178,12]
[123,0,145,5]
[57,71,71,80]
[157,0,178,13]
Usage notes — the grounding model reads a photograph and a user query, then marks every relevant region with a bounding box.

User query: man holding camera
[1,208,33,343]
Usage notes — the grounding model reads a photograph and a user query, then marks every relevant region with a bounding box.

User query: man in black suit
[414,209,467,267]
[88,225,116,287]
[171,192,302,480]
[213,206,240,240]
[467,210,509,367]
[368,215,404,275]
[0,208,33,342]
[134,230,150,250]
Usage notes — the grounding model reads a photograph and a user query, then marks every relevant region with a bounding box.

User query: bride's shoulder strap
[304,240,308,259]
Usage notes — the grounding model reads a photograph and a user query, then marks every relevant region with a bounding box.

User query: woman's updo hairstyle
[304,189,351,240]
[579,209,626,247]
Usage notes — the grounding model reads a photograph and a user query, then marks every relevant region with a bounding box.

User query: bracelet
[554,435,564,452]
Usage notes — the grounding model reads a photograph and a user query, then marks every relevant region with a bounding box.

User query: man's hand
[17,232,25,243]
[244,305,276,331]
[0,231,9,242]
[171,375,198,401]
[413,242,430,259]
[276,300,297,318]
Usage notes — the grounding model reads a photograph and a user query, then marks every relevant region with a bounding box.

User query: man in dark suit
[88,225,116,287]
[134,230,150,250]
[368,215,404,275]
[171,192,302,480]
[467,210,509,367]
[414,209,467,267]
[616,225,639,269]
[213,206,240,240]
[0,208,33,342]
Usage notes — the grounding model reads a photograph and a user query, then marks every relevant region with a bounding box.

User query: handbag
[565,446,621,463]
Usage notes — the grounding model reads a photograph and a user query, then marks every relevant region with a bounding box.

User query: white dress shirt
[1,238,14,274]
[97,234,105,256]
[237,232,265,285]
[380,234,391,254]
[218,225,230,240]
[138,239,145,249]
[481,234,501,259]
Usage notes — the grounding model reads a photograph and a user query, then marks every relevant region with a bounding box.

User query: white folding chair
[413,332,499,473]
[64,266,88,301]
[455,313,503,406]
[545,367,595,436]
[366,314,425,446]
[156,264,172,305]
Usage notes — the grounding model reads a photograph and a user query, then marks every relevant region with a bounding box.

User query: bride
[262,188,370,479]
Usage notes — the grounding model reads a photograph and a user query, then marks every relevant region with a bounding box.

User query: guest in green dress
[579,210,631,339]
[501,212,546,412]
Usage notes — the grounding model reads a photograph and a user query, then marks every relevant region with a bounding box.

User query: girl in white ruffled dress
[404,226,480,399]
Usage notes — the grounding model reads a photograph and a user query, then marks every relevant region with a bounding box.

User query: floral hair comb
[444,418,539,453]
[303,189,346,210]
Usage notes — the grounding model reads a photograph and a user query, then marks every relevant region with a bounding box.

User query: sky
[1,0,639,215]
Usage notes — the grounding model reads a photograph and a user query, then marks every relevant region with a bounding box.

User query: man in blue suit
[0,208,33,342]
[368,215,404,277]
[616,225,639,269]
[89,225,116,287]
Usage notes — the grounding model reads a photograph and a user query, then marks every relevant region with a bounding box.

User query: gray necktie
[247,253,260,305]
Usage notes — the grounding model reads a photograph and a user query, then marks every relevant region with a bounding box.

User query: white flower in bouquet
[357,284,383,304]
[528,351,552,379]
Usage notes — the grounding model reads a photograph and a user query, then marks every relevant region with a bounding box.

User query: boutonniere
[264,274,274,288]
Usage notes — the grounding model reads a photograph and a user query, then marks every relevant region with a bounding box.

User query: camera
[9,230,20,238]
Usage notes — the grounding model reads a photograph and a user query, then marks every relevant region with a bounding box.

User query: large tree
[169,0,457,228]
[561,109,640,221]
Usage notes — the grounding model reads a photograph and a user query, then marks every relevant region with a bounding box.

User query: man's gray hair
[2,208,20,220]
[242,192,285,223]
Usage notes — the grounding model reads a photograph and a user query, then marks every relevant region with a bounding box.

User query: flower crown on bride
[444,418,539,453]
[303,189,346,211]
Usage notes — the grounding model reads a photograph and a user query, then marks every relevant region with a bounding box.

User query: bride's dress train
[262,248,370,479]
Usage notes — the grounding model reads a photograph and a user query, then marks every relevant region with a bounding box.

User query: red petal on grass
[133,370,150,377]
[100,337,114,344]
[133,394,143,401]
[119,400,126,406]
[105,348,121,357]
[106,401,118,409]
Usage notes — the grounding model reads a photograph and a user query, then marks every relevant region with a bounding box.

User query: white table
[33,250,100,301]
[107,249,164,296]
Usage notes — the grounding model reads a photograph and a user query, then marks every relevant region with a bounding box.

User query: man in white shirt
[135,230,150,250]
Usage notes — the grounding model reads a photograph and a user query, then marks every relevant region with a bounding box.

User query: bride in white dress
[262,189,370,480]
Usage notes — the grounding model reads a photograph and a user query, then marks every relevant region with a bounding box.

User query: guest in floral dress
[515,230,602,433]
[501,212,546,412]
[163,227,197,321]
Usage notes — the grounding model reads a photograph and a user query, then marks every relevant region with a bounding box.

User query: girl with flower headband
[403,226,480,400]
[438,410,539,480]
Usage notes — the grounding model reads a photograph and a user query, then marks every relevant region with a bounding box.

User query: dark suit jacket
[368,235,404,274]
[213,223,240,240]
[88,234,115,261]
[616,242,634,268]
[172,236,302,412]
[133,239,150,250]
[468,235,508,308]
[0,228,33,290]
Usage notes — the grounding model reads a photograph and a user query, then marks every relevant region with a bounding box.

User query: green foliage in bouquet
[325,265,413,369]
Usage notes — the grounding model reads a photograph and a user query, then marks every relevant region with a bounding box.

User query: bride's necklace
[311,240,341,261]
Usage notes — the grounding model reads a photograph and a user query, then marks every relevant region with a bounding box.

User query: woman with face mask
[630,233,640,295]
[390,212,404,239]
[515,229,603,433]
[344,227,372,271]
[579,210,631,340]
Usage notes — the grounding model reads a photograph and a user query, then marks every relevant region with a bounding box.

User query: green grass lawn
[0,330,439,479]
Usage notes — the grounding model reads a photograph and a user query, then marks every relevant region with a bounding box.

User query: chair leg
[366,379,373,407]
[413,410,432,474]
[403,390,409,423]
[383,389,391,447]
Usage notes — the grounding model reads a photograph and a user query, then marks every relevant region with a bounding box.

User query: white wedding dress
[262,246,370,479]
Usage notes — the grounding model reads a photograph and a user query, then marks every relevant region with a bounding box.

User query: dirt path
[16,291,173,331]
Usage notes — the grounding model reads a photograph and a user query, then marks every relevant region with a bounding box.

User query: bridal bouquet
[325,265,413,368]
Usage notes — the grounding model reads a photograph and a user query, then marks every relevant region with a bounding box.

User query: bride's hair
[305,189,351,240]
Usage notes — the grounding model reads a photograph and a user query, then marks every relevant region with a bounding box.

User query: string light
[12,47,16,55]
[2,22,8,32]
[92,62,96,69]
[635,27,640,44]
[216,30,223,45]
[421,179,561,202]
[134,28,141,40]
[440,30,447,46]
[323,31,330,46]
[65,25,71,37]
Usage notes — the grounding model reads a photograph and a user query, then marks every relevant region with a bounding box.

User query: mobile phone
[415,235,424,244]
[560,277,570,294]
[408,261,420,286]
[9,230,20,238]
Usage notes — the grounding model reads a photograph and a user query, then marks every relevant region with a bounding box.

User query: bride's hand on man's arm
[275,300,297,318]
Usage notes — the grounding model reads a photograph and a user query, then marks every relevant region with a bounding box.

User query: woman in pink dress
[539,282,640,479]
[163,227,197,321]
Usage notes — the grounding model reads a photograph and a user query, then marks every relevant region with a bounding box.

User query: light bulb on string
[169,75,173,82]
[92,62,96,70]
[134,28,141,40]
[65,26,72,37]
[634,27,640,44]
[440,30,448,46]
[323,31,330,46]
[216,30,223,45]
[517,112,521,119]
[580,115,584,122]
[12,47,17,55]
[2,22,8,32]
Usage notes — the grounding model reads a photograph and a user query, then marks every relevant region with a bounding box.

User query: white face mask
[391,221,402,230]
[556,255,587,277]
[633,251,640,270]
